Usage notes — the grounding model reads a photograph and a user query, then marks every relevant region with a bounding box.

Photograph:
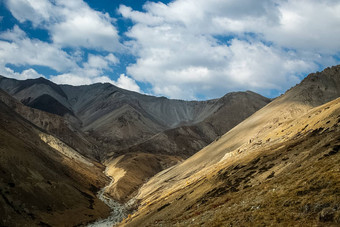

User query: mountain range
[0,65,339,226]
[0,74,270,225]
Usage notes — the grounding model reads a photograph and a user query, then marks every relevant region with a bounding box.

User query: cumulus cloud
[0,25,76,72]
[2,0,340,99]
[5,0,53,25]
[80,53,119,77]
[5,0,122,51]
[50,73,110,85]
[0,25,141,92]
[265,0,340,53]
[0,1,144,93]
[114,74,141,93]
[119,0,340,99]
[0,66,45,80]
[50,73,141,93]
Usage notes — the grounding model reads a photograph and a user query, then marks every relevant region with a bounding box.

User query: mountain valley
[0,65,339,226]
[0,74,269,226]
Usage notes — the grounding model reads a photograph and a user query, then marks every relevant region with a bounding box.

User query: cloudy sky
[0,0,339,100]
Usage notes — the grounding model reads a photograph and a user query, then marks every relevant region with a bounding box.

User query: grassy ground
[119,98,340,226]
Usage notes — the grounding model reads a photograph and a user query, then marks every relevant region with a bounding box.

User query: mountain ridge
[0,75,270,159]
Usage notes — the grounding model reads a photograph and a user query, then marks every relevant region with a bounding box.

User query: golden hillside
[119,66,340,226]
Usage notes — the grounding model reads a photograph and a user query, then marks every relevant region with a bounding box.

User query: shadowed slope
[0,89,102,160]
[0,93,111,226]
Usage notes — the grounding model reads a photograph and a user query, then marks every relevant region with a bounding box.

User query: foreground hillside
[119,65,340,226]
[0,91,111,226]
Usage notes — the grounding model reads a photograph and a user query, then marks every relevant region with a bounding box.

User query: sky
[0,0,339,100]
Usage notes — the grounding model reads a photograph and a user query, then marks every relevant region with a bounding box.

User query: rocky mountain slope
[0,77,270,159]
[118,65,340,226]
[0,91,111,226]
[123,91,270,158]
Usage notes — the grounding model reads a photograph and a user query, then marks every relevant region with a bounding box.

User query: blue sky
[0,0,340,100]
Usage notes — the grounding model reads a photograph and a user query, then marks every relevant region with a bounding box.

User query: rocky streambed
[87,169,128,227]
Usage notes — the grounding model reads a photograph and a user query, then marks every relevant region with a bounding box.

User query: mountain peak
[15,77,68,99]
[280,64,340,106]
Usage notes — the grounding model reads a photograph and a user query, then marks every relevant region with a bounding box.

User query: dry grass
[119,97,340,226]
[105,153,182,203]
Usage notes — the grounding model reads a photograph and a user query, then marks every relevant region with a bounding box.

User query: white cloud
[67,53,120,79]
[84,54,113,72]
[127,36,317,99]
[0,25,26,40]
[21,68,45,79]
[120,0,340,99]
[2,0,340,99]
[50,73,94,85]
[50,73,141,93]
[0,66,45,80]
[0,25,76,72]
[105,53,119,64]
[5,0,54,26]
[114,74,141,93]
[265,0,340,54]
[5,0,122,51]
[0,26,126,90]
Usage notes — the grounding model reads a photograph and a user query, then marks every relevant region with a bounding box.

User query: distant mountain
[121,65,340,226]
[0,76,270,160]
[124,91,270,157]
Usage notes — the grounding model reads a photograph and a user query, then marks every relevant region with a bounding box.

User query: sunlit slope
[104,153,182,203]
[120,65,340,226]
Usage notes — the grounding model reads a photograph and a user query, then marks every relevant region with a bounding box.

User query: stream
[87,169,128,227]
